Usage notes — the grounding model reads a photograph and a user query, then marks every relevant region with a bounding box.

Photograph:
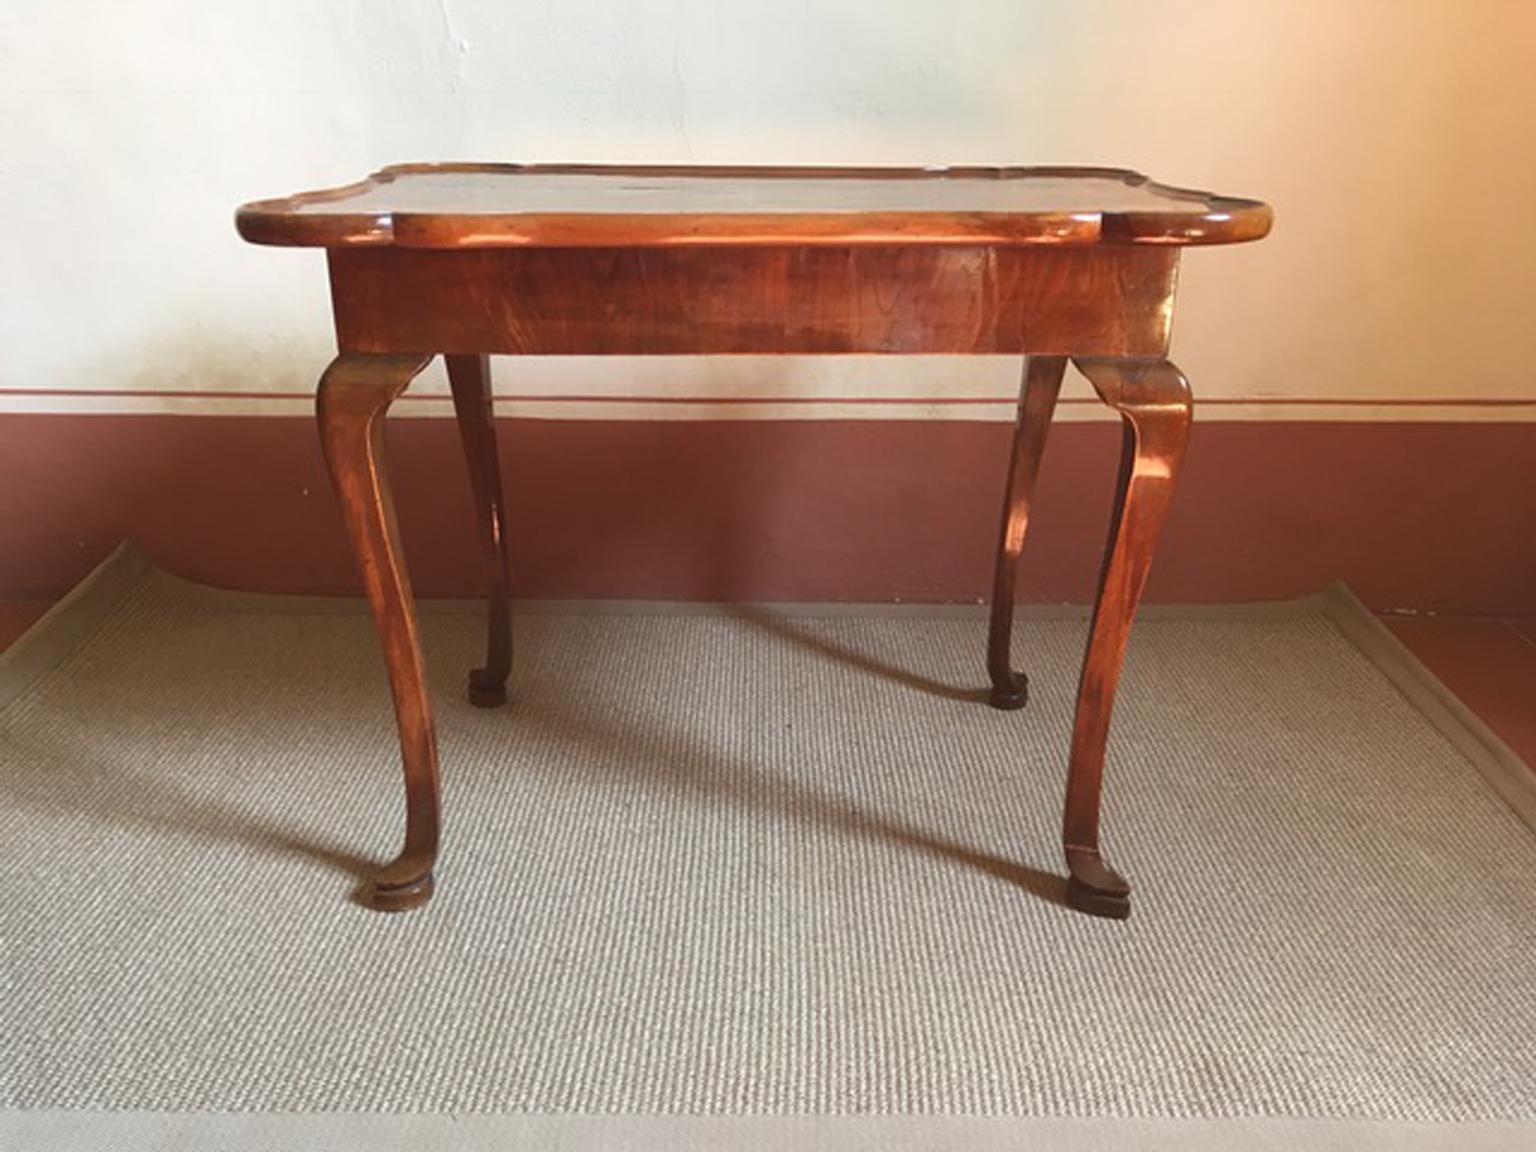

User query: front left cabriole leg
[316,352,441,912]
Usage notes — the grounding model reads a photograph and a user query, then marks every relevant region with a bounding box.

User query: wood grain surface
[238,163,1273,249]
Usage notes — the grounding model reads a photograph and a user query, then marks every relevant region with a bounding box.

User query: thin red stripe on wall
[1,387,1534,408]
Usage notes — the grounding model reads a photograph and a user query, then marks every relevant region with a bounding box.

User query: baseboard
[3,415,1533,614]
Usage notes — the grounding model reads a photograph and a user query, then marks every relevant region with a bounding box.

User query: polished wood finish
[987,356,1067,710]
[1062,358,1194,918]
[445,353,513,708]
[315,353,440,911]
[242,163,1269,918]
[239,163,1273,250]
[327,246,1177,357]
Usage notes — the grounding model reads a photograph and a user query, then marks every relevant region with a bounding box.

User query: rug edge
[1318,582,1536,834]
[0,542,152,711]
[2,1113,1533,1152]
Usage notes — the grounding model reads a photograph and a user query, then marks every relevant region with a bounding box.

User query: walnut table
[237,164,1272,919]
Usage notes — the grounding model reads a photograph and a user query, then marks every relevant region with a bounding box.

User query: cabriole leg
[986,355,1066,709]
[446,353,513,707]
[316,352,440,911]
[1061,357,1193,919]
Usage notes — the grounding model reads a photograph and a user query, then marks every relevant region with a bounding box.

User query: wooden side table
[237,164,1272,918]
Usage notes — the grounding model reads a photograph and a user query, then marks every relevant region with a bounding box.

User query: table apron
[327,246,1177,357]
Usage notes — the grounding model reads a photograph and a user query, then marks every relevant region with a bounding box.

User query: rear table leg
[986,356,1066,709]
[446,353,513,708]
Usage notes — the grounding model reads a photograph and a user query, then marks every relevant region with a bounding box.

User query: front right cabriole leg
[1061,357,1193,919]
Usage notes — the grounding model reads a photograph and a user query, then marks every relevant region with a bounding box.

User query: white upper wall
[2,0,1534,420]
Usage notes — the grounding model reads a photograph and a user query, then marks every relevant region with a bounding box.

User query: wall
[2,2,1534,608]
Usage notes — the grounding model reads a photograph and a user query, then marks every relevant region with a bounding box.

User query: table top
[236,163,1272,250]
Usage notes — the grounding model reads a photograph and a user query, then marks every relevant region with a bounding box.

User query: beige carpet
[1,549,1534,1142]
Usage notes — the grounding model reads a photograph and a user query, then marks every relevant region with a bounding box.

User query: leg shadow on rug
[1,729,375,887]
[511,661,1069,910]
[730,606,994,705]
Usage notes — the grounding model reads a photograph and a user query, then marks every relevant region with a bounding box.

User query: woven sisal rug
[2,546,1532,1149]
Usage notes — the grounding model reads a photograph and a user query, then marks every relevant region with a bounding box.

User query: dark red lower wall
[2,414,1533,614]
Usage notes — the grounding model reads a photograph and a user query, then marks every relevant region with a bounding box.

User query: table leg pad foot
[467,669,508,708]
[988,673,1030,711]
[1066,876,1131,919]
[366,871,435,912]
[1065,848,1131,920]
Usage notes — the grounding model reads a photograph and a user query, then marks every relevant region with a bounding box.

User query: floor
[0,602,50,651]
[1377,613,1536,771]
[2,598,1533,772]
